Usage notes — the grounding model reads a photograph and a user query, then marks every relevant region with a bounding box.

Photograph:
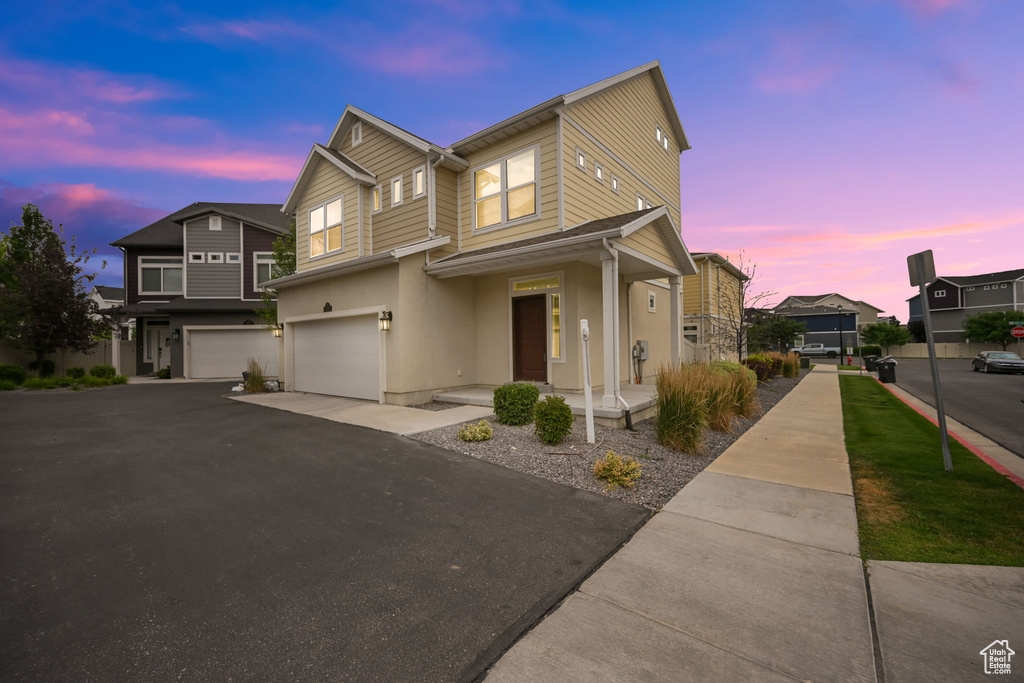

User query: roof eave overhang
[282,145,377,215]
[328,106,468,171]
[447,96,564,156]
[172,208,287,234]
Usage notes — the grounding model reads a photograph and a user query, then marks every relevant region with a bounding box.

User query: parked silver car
[971,351,1024,374]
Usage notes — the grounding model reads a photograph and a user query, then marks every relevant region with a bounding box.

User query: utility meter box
[633,340,649,361]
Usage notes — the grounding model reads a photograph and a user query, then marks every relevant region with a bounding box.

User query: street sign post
[908,250,953,472]
[1011,326,1024,338]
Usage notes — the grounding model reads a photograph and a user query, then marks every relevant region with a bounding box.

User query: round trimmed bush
[493,382,540,425]
[66,367,86,379]
[28,359,55,378]
[534,395,573,445]
[0,364,26,385]
[90,364,116,378]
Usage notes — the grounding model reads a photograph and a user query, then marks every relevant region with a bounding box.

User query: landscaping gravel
[413,370,809,510]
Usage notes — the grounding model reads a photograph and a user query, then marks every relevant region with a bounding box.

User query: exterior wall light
[172,328,180,341]
[379,310,392,332]
[323,302,332,313]
[272,326,283,338]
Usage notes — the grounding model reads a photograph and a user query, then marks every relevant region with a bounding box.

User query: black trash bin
[876,358,897,384]
[863,355,880,372]
[800,356,810,370]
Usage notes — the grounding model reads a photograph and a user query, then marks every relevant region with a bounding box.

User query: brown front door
[513,295,547,382]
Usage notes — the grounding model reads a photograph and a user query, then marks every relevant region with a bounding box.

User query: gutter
[426,227,623,275]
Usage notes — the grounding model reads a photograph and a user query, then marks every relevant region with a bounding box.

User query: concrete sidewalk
[486,366,1024,682]
[229,392,492,435]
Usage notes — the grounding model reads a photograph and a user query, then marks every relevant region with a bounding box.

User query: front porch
[434,382,659,428]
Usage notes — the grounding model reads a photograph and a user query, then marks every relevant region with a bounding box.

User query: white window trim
[209,215,222,231]
[594,161,605,184]
[648,291,657,313]
[371,184,382,214]
[351,121,362,147]
[226,253,240,263]
[966,286,975,291]
[138,257,183,296]
[508,271,565,370]
[142,319,169,364]
[189,252,205,263]
[636,192,646,211]
[412,165,426,200]
[656,125,663,143]
[610,174,620,194]
[308,193,345,259]
[207,252,224,263]
[390,175,404,207]
[575,147,587,171]
[935,289,946,297]
[254,252,275,291]
[662,134,670,152]
[471,143,542,235]
[1001,283,1008,288]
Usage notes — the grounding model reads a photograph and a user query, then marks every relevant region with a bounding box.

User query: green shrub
[90,364,116,378]
[110,374,128,385]
[741,356,773,383]
[66,367,86,379]
[28,359,55,378]
[23,377,58,390]
[593,450,642,491]
[764,352,785,376]
[54,377,72,387]
[0,379,18,391]
[534,396,574,445]
[781,352,800,378]
[458,420,493,442]
[709,360,756,383]
[655,364,710,452]
[156,366,171,379]
[244,358,267,393]
[0,364,26,385]
[727,365,761,419]
[493,382,539,425]
[853,345,882,357]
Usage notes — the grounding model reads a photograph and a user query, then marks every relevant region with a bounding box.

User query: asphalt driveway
[892,358,1024,457]
[0,384,648,682]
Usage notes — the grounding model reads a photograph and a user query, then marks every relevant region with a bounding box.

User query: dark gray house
[906,267,1024,342]
[112,203,290,378]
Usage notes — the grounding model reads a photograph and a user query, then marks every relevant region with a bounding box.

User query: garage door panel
[189,329,280,379]
[292,317,380,400]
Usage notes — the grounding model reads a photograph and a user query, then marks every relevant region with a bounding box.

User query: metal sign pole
[911,251,953,471]
[580,319,595,444]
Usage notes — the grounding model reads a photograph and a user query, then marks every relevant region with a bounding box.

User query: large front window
[254,253,276,289]
[309,195,343,257]
[139,257,182,294]
[474,146,539,231]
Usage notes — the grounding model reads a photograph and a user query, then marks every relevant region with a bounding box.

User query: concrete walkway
[485,365,1024,682]
[228,391,493,436]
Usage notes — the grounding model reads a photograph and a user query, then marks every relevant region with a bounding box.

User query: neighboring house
[111,203,290,378]
[682,252,748,360]
[88,285,133,338]
[269,61,699,408]
[906,267,1024,342]
[773,293,882,350]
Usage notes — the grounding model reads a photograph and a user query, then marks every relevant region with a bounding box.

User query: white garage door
[292,316,380,400]
[188,328,280,379]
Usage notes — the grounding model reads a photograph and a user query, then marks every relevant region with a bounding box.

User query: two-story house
[773,293,882,350]
[112,203,289,378]
[269,61,700,408]
[682,252,748,361]
[907,268,1024,342]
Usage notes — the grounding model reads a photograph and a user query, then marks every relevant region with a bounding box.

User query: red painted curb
[872,378,1024,490]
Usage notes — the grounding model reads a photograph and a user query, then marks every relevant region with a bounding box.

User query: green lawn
[837,365,863,372]
[839,375,1024,566]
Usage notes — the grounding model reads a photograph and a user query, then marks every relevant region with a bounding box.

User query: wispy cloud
[896,0,969,18]
[0,55,182,104]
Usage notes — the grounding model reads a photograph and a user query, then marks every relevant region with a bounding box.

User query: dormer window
[351,122,362,147]
[209,215,222,231]
[473,145,539,231]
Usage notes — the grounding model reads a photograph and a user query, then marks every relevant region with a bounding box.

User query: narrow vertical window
[371,185,382,213]
[391,175,404,207]
[413,166,426,199]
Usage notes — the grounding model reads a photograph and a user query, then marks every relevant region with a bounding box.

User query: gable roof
[690,252,748,281]
[325,106,468,172]
[943,267,1024,287]
[92,285,124,300]
[282,144,378,214]
[448,61,689,156]
[775,305,860,317]
[780,293,884,312]
[111,203,289,248]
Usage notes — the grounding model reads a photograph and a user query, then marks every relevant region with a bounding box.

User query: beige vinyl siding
[295,159,361,272]
[458,119,559,251]
[683,264,743,320]
[434,167,458,256]
[345,124,429,254]
[564,72,682,229]
[617,224,674,269]
[562,122,652,228]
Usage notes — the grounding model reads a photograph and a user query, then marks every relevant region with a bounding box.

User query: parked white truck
[790,343,841,358]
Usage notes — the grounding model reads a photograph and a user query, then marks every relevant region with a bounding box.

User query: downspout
[602,238,632,428]
[428,153,444,239]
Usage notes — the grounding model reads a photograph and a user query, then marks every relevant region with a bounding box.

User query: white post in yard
[580,319,595,444]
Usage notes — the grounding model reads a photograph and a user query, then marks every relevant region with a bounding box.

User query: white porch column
[670,275,682,365]
[112,327,121,375]
[601,248,619,408]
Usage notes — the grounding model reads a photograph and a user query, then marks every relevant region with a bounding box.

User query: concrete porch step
[433,385,659,425]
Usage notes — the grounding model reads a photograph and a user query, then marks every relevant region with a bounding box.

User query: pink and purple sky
[1,0,1021,320]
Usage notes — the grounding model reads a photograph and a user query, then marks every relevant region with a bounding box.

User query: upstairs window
[391,175,404,207]
[934,289,946,297]
[254,253,276,289]
[575,147,587,171]
[371,184,382,214]
[636,193,646,211]
[139,257,183,294]
[309,195,343,257]
[473,145,539,231]
[610,174,620,194]
[594,162,605,183]
[413,166,426,199]
[209,215,222,231]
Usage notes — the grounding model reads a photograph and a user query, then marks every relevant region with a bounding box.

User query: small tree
[256,223,297,328]
[860,322,912,355]
[0,205,104,369]
[711,251,776,359]
[748,313,806,352]
[962,310,1024,350]
[907,319,926,343]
